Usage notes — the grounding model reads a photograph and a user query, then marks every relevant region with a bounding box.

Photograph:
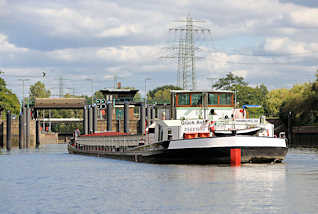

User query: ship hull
[68,136,288,164]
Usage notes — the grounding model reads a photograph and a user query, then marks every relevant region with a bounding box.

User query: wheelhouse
[170,90,235,120]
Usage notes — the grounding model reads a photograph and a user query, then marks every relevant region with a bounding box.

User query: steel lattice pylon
[168,15,211,90]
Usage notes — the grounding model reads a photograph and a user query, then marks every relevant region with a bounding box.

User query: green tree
[279,83,315,125]
[235,84,268,114]
[212,72,248,90]
[266,88,289,117]
[0,77,20,115]
[213,73,268,114]
[148,85,182,104]
[29,81,51,104]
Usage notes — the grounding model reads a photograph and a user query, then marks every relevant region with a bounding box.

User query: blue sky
[0,0,317,100]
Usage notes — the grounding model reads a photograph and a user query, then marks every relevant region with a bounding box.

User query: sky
[0,0,318,100]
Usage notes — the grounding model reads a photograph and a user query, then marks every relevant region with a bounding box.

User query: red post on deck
[230,148,241,166]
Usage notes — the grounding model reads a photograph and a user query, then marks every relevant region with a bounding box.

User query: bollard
[26,108,30,148]
[107,103,113,131]
[93,105,97,133]
[36,120,40,148]
[19,114,23,149]
[83,106,88,135]
[139,103,145,135]
[124,102,129,133]
[6,111,11,151]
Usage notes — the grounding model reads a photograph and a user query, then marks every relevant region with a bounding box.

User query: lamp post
[18,78,30,107]
[144,78,151,104]
[86,78,94,104]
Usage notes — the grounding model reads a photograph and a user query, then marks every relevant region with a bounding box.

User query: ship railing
[214,120,261,131]
[77,135,144,147]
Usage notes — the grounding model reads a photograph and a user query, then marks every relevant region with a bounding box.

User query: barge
[68,89,287,164]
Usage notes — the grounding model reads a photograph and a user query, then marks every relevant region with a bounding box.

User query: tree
[212,73,268,114]
[0,77,20,115]
[148,85,182,104]
[29,81,51,104]
[266,88,289,117]
[279,83,315,125]
[212,72,248,90]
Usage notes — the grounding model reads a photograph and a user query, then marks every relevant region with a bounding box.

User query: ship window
[191,94,202,106]
[219,93,232,105]
[177,94,190,105]
[208,93,218,105]
[149,128,155,134]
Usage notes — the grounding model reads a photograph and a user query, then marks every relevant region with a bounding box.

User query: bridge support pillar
[6,111,11,151]
[26,108,30,148]
[139,103,145,135]
[107,103,112,131]
[36,120,40,148]
[83,106,88,135]
[19,113,23,149]
[124,102,129,133]
[88,106,93,134]
[116,119,120,132]
[93,105,97,133]
[146,104,151,127]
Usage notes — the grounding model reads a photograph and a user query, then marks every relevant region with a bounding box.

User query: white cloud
[98,25,142,37]
[264,37,306,54]
[232,70,248,78]
[289,8,318,27]
[1,0,318,99]
[97,45,160,63]
[0,34,28,53]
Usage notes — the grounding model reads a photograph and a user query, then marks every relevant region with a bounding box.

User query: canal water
[1,145,318,214]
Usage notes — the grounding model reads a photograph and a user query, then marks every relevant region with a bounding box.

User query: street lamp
[85,78,94,104]
[144,78,151,104]
[18,78,30,107]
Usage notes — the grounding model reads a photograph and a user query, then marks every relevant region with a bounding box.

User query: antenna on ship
[162,14,211,90]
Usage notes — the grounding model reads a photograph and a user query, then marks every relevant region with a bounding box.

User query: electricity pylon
[163,15,211,90]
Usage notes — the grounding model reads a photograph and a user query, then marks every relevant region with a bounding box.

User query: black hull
[68,144,288,164]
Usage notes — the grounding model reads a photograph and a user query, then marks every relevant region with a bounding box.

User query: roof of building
[34,98,86,109]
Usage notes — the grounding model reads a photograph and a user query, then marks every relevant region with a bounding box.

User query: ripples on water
[1,145,318,214]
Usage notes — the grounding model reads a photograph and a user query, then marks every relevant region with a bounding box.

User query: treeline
[0,72,317,127]
[147,71,318,126]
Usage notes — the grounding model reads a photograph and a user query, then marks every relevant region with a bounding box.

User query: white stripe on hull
[168,136,287,150]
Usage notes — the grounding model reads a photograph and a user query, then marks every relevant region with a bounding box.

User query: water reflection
[1,145,318,214]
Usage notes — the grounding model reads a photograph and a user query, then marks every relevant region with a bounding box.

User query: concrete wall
[0,119,36,148]
[40,132,58,145]
[0,119,59,149]
[97,119,139,134]
[291,126,318,147]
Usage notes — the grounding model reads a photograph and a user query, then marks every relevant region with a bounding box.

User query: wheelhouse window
[219,93,232,105]
[177,93,190,105]
[191,94,202,106]
[208,93,218,105]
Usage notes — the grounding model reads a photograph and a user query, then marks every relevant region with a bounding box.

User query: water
[1,145,318,214]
